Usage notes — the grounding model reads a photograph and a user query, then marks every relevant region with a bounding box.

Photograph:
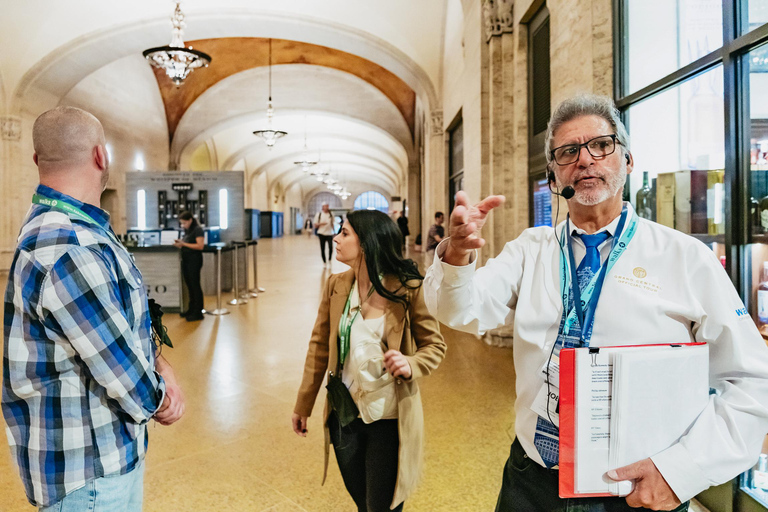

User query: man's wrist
[443,242,471,266]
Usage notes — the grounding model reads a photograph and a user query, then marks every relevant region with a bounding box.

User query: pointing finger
[476,195,506,214]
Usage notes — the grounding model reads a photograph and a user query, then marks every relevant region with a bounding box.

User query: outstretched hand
[607,458,681,510]
[443,191,506,266]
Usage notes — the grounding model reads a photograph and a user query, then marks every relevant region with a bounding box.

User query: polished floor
[0,235,518,511]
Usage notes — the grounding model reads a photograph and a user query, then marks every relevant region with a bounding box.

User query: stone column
[1,116,22,270]
[482,0,520,263]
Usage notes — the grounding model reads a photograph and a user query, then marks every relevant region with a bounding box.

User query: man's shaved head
[33,106,105,165]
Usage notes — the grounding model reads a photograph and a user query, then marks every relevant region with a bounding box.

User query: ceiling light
[143,1,211,86]
[253,39,287,149]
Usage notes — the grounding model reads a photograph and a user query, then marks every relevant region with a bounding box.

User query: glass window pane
[744,43,768,506]
[626,0,723,95]
[627,66,725,251]
[745,0,768,35]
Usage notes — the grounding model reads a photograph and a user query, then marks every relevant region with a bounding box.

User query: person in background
[292,209,446,512]
[397,211,410,251]
[3,106,184,511]
[424,94,768,511]
[425,211,445,264]
[315,203,335,268]
[175,211,205,322]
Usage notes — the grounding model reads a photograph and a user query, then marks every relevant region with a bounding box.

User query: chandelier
[143,1,211,86]
[253,39,287,149]
[294,119,318,171]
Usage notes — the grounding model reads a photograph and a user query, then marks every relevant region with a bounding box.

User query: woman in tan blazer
[292,209,446,511]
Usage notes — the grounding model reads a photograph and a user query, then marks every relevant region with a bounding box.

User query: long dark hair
[345,209,423,308]
[178,211,199,230]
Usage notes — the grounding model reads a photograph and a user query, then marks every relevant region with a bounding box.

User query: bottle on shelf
[760,193,768,233]
[752,197,761,234]
[758,262,768,337]
[636,171,654,220]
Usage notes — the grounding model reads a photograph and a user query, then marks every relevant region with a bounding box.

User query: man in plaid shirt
[2,106,185,511]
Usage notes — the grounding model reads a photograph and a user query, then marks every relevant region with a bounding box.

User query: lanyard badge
[558,207,638,342]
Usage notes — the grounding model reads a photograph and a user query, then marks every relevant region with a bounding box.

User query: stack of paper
[559,343,709,498]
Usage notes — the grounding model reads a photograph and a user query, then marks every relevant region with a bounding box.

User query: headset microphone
[547,168,575,199]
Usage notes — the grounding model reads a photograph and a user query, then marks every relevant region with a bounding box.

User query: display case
[613,2,768,510]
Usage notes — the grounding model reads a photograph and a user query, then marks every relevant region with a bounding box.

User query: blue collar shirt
[2,185,165,507]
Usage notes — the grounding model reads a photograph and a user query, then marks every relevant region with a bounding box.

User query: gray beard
[572,160,628,206]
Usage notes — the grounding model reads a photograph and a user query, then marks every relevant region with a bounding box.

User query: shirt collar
[36,184,112,230]
[568,202,634,238]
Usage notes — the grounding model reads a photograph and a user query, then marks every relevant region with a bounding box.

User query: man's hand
[383,350,412,379]
[292,413,308,437]
[607,458,681,510]
[443,191,505,266]
[154,355,185,426]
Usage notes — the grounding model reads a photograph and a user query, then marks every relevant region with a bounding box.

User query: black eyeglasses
[550,134,620,165]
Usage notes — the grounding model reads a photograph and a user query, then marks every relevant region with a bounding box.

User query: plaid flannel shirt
[2,185,165,507]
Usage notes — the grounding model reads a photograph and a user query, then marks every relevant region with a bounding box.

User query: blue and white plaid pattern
[533,231,611,468]
[2,185,165,507]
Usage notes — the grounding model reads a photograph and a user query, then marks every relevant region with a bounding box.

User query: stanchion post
[250,241,266,293]
[228,243,248,305]
[207,245,229,316]
[242,240,258,298]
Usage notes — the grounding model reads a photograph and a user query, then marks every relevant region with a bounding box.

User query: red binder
[558,342,707,498]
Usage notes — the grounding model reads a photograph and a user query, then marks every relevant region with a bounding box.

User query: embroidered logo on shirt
[633,267,647,278]
[735,307,749,318]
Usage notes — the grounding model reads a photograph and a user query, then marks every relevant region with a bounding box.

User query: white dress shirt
[423,203,768,502]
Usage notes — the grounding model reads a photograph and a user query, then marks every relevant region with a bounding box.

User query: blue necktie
[532,231,611,468]
[575,232,611,292]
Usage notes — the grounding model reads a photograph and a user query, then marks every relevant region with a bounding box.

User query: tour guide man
[424,94,768,511]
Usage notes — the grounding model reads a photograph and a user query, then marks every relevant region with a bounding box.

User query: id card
[530,381,560,427]
[539,352,561,388]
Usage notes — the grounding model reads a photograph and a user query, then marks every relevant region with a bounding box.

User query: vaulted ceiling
[0,0,447,200]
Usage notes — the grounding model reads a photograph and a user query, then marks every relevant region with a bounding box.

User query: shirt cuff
[435,238,478,283]
[152,371,167,415]
[650,442,710,503]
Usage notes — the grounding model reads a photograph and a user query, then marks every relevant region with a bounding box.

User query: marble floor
[0,235,519,511]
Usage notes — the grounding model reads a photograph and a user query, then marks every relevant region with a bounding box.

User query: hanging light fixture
[143,1,211,87]
[294,116,318,172]
[253,39,288,149]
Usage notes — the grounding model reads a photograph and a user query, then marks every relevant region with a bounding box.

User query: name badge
[531,381,560,427]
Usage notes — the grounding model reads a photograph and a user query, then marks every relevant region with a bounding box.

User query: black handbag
[326,371,358,427]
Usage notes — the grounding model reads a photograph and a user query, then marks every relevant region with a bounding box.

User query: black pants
[318,234,334,262]
[181,252,204,315]
[328,412,403,512]
[495,439,689,512]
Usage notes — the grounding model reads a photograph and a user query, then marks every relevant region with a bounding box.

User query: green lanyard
[338,281,375,368]
[32,193,119,246]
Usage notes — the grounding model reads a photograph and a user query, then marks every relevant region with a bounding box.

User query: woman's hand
[384,350,412,379]
[173,239,183,248]
[292,413,308,437]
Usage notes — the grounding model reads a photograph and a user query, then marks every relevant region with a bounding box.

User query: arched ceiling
[1,2,446,203]
[151,38,416,142]
[1,2,444,112]
[173,64,412,165]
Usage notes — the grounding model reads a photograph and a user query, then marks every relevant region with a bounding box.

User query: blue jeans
[40,460,145,512]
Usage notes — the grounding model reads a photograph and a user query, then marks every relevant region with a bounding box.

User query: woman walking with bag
[292,209,446,511]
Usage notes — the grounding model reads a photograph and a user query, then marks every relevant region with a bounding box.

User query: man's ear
[94,145,108,171]
[33,153,39,166]
[625,151,634,175]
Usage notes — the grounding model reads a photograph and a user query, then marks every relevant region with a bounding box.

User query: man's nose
[576,144,596,167]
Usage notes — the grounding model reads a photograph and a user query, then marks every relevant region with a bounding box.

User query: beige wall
[432,0,614,263]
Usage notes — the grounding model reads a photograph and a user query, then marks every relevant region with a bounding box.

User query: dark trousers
[318,234,334,262]
[328,412,403,512]
[495,439,689,512]
[181,252,204,315]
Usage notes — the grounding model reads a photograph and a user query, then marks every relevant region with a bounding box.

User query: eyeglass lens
[553,135,616,165]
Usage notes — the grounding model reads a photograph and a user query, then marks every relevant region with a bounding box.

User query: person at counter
[175,211,205,322]
[3,106,185,510]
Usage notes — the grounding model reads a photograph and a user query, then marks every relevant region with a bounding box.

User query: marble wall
[437,0,614,263]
